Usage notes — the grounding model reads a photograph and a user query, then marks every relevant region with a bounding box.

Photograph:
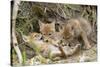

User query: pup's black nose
[40,36,43,40]
[45,40,48,42]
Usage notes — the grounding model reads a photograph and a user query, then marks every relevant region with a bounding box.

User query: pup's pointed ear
[38,20,44,27]
[51,20,55,28]
[22,35,29,42]
[52,20,55,23]
[59,23,64,32]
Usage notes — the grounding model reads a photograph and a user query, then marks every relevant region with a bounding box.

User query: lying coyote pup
[59,17,92,49]
[22,32,49,53]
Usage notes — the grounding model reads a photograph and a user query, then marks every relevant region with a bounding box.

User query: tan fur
[39,20,56,43]
[23,32,48,52]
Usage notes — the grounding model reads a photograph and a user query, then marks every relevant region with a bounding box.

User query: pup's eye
[40,32,42,34]
[35,34,39,37]
[43,33,46,35]
[71,26,74,30]
[48,33,51,35]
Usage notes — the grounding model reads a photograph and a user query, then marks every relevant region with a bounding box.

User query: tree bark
[12,0,22,64]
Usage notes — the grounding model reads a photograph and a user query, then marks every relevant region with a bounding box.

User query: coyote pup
[60,17,92,49]
[22,32,49,53]
[39,20,63,45]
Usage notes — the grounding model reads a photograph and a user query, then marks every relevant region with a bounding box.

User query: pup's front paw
[83,44,91,50]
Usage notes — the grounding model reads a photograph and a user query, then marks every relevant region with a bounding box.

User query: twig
[12,0,22,64]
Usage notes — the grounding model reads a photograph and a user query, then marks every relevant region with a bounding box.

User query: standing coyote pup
[60,17,92,49]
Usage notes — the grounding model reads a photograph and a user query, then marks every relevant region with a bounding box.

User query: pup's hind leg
[81,31,91,49]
